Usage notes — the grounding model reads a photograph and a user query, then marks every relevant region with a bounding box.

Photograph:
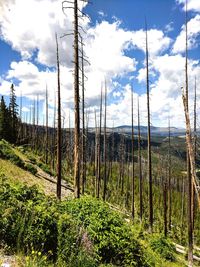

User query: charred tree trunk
[131,88,135,219]
[193,76,197,229]
[45,86,49,165]
[138,97,143,221]
[74,0,80,198]
[145,21,153,232]
[184,3,193,265]
[163,175,168,237]
[168,119,172,232]
[97,86,103,198]
[56,33,62,200]
[81,41,86,195]
[103,81,107,201]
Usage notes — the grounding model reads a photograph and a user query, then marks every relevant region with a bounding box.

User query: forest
[0,0,200,266]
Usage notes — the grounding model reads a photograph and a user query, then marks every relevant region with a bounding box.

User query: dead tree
[193,76,197,229]
[56,33,62,200]
[81,40,86,194]
[138,97,143,221]
[163,173,168,237]
[145,20,153,232]
[184,2,193,265]
[97,86,103,198]
[94,109,98,192]
[168,119,172,232]
[62,0,90,197]
[131,88,135,219]
[45,85,49,164]
[103,81,107,201]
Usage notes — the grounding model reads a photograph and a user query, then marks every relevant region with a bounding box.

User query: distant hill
[113,125,186,136]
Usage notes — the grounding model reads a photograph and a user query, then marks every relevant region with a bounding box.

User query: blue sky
[0,0,200,127]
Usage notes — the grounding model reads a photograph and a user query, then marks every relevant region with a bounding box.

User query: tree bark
[74,0,80,198]
[56,33,62,200]
[145,21,153,232]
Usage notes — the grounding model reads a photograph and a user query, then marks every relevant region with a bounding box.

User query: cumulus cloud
[0,0,199,128]
[172,14,200,53]
[130,29,172,56]
[177,0,200,12]
[0,0,88,66]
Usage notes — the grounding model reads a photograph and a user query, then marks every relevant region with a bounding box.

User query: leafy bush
[61,196,150,266]
[150,235,176,261]
[57,213,97,266]
[0,177,165,266]
[0,179,58,256]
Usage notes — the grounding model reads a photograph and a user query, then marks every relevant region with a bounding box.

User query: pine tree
[0,96,11,140]
[9,83,19,143]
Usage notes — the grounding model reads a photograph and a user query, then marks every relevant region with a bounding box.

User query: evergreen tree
[9,83,19,143]
[0,96,10,140]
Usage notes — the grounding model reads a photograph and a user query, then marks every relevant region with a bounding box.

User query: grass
[0,158,56,196]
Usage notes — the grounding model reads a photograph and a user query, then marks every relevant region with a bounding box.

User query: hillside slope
[0,140,195,267]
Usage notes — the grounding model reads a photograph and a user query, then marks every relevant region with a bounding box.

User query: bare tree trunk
[168,119,172,231]
[74,0,80,198]
[193,76,197,230]
[184,3,193,265]
[131,88,135,219]
[145,20,153,232]
[163,175,168,237]
[97,86,103,198]
[103,81,107,201]
[56,33,62,200]
[45,85,49,165]
[94,109,98,195]
[36,94,39,153]
[81,41,86,195]
[138,97,143,221]
[52,90,56,173]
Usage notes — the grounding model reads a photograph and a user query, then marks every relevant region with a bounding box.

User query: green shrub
[150,235,176,262]
[61,196,150,266]
[0,179,58,256]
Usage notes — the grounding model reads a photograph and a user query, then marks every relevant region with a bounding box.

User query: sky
[0,0,200,128]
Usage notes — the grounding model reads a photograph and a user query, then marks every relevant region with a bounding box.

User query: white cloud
[165,22,174,33]
[177,0,200,12]
[130,29,172,56]
[0,0,199,128]
[172,14,200,53]
[0,0,89,66]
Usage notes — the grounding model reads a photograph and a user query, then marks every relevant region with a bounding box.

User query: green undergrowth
[0,140,37,175]
[0,175,182,266]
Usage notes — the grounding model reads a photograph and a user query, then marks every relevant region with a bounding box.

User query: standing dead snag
[56,33,62,200]
[97,86,103,198]
[81,39,86,195]
[193,76,197,229]
[45,85,49,165]
[138,97,143,221]
[168,119,172,232]
[62,0,89,198]
[145,20,153,232]
[131,88,135,219]
[103,80,107,201]
[163,173,168,237]
[184,2,193,265]
[74,0,80,198]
